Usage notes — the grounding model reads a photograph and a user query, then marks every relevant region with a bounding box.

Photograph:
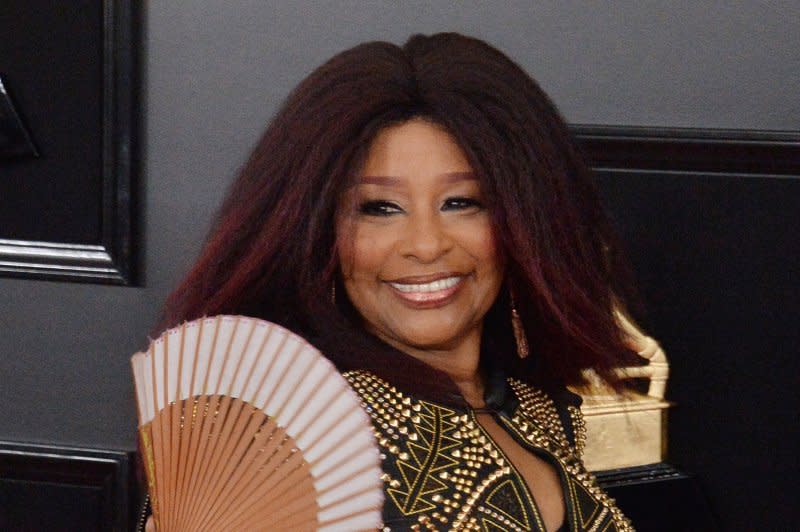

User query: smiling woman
[336,119,503,361]
[155,32,638,531]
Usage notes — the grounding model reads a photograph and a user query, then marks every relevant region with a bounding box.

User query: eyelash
[358,200,401,216]
[357,197,484,216]
[443,197,483,210]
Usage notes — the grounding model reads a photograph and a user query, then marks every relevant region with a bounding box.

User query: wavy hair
[159,33,638,400]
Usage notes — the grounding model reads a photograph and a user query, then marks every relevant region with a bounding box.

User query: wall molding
[573,125,800,176]
[0,441,137,531]
[0,125,794,525]
[0,239,128,281]
[0,441,707,531]
[0,1,139,285]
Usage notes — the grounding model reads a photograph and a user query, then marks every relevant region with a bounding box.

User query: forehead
[360,119,472,179]
[358,172,477,187]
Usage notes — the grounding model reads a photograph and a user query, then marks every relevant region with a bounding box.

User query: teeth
[389,276,461,293]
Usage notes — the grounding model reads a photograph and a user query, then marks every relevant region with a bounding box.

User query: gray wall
[1,0,797,452]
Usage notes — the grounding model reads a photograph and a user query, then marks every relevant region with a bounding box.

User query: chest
[344,371,633,531]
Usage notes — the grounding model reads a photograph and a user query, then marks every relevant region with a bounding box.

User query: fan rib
[184,314,243,527]
[286,369,345,442]
[318,485,384,527]
[171,318,205,528]
[165,324,184,530]
[314,438,377,491]
[208,425,302,525]
[318,466,384,511]
[200,412,298,524]
[265,343,319,435]
[147,340,169,529]
[216,448,314,530]
[193,325,281,521]
[176,316,224,527]
[157,330,171,530]
[132,316,384,531]
[190,322,269,527]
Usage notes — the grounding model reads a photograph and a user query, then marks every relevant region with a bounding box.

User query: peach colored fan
[131,315,383,531]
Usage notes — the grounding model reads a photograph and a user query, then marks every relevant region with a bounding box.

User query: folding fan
[131,315,383,531]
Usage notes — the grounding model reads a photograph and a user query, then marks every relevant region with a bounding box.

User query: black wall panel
[581,128,800,530]
[0,442,136,531]
[1,129,796,530]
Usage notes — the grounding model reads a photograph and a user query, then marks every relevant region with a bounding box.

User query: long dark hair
[159,33,638,401]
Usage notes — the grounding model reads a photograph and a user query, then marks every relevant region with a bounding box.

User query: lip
[384,273,466,309]
[387,272,463,284]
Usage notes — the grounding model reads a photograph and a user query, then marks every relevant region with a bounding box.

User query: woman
[155,33,637,531]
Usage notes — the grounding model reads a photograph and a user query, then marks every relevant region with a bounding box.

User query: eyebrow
[358,171,477,186]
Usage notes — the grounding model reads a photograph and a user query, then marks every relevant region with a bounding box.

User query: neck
[377,328,487,408]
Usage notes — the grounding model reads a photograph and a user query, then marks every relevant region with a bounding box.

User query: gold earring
[510,292,529,359]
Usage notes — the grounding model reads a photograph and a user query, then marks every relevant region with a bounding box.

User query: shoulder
[506,377,587,459]
[342,369,417,418]
[342,369,387,397]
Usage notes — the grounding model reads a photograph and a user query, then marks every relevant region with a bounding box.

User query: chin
[394,328,466,352]
[370,315,479,354]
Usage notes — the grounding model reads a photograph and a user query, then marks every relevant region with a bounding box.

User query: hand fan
[131,315,383,531]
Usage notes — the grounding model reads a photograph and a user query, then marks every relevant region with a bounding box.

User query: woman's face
[336,119,503,355]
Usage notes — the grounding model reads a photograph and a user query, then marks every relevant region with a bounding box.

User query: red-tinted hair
[159,33,638,400]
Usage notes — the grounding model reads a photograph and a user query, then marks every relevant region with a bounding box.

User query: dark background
[0,2,103,243]
[595,156,799,529]
[1,3,797,530]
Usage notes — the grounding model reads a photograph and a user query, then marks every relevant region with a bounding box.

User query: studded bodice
[344,370,633,531]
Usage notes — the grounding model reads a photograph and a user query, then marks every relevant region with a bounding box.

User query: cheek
[351,236,389,281]
[336,237,354,278]
[337,224,387,281]
[465,223,503,272]
[468,227,505,301]
[334,216,358,278]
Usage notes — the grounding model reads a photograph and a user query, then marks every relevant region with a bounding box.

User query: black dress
[344,367,634,531]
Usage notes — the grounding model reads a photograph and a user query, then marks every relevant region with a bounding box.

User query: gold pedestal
[575,309,672,471]
[579,393,671,471]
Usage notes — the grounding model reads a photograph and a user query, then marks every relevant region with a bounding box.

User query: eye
[442,197,484,211]
[358,200,403,216]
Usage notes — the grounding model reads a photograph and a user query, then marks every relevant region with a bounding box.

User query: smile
[387,275,465,307]
[389,276,461,293]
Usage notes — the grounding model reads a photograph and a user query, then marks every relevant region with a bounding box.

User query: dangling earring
[510,290,529,359]
[331,279,336,304]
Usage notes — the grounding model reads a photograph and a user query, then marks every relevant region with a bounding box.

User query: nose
[398,211,453,263]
